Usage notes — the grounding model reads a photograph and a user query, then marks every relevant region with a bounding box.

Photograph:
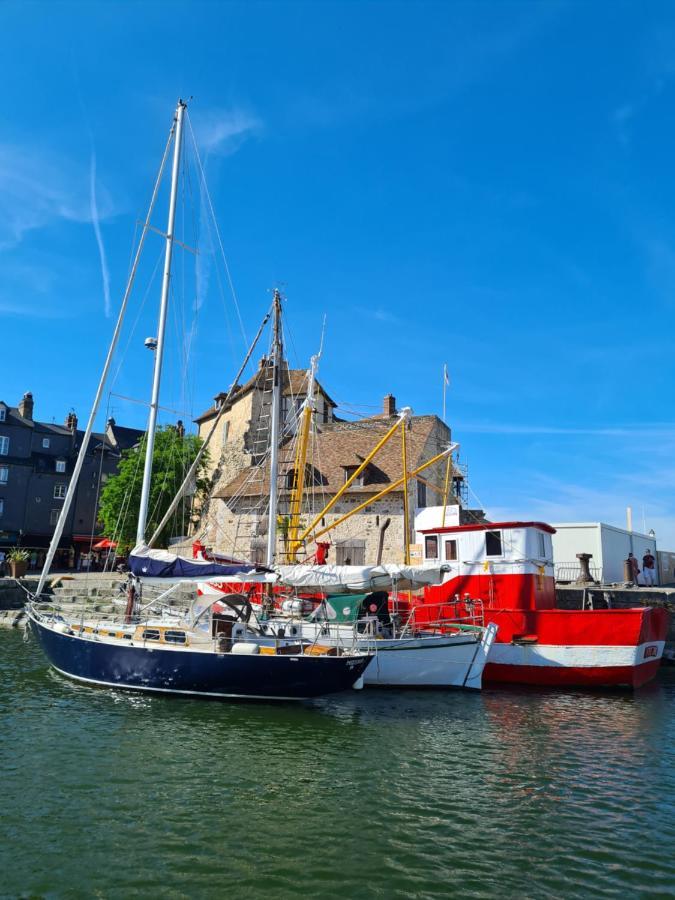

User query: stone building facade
[193,365,464,565]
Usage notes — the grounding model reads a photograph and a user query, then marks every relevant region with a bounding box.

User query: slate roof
[214,415,449,500]
[0,403,36,429]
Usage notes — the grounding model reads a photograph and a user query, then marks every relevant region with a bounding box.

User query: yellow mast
[307,444,452,543]
[287,356,319,562]
[289,408,411,557]
[441,453,453,528]
[401,418,410,565]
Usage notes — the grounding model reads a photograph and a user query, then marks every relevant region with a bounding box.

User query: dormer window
[42,437,50,449]
[55,459,66,473]
[0,407,5,422]
[344,466,365,486]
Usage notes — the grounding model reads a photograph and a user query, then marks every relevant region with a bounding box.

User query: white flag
[443,364,450,386]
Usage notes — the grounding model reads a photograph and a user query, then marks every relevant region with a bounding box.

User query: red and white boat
[413,521,669,688]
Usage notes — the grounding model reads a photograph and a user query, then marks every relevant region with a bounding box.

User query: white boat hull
[296,622,499,689]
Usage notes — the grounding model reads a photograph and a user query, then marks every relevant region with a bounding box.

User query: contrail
[89,148,111,318]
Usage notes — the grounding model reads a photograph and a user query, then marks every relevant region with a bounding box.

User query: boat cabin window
[424,535,439,559]
[444,539,458,561]
[141,629,161,642]
[485,530,502,557]
[538,531,547,558]
[164,630,187,644]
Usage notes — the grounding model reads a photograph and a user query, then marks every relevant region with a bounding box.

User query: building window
[344,466,365,486]
[285,469,296,489]
[42,437,50,449]
[0,466,7,484]
[50,508,60,525]
[336,539,365,566]
[54,484,67,500]
[55,460,66,473]
[417,480,427,508]
[0,499,4,517]
[425,535,439,559]
[222,420,229,444]
[485,530,503,557]
[445,539,458,561]
[323,403,329,424]
[0,436,8,456]
[0,408,5,422]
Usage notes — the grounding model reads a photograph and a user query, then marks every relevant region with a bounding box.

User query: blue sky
[1,1,674,544]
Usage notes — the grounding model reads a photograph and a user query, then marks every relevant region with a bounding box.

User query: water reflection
[2,631,675,899]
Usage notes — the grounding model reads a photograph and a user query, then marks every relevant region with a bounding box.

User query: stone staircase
[0,573,198,627]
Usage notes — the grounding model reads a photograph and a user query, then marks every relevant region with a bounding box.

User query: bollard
[575,552,597,584]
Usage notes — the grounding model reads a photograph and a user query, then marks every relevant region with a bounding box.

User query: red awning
[92,539,117,550]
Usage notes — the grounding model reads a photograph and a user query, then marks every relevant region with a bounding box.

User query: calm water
[2,629,675,899]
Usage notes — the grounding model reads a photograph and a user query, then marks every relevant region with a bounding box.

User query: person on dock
[642,550,657,586]
[627,552,640,584]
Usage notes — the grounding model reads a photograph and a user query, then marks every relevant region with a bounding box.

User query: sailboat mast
[136,99,186,547]
[266,289,283,566]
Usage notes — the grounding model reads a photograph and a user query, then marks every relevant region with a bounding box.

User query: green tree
[99,426,210,549]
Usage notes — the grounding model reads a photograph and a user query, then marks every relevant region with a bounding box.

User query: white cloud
[484,468,675,548]
[89,148,112,318]
[0,141,115,250]
[190,107,262,157]
[0,300,71,319]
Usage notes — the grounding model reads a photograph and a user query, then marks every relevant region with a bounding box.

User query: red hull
[418,585,670,689]
[484,659,662,689]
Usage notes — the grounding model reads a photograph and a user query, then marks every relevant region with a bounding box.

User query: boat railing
[398,599,485,637]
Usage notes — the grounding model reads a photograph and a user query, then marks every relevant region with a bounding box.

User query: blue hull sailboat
[26,100,372,701]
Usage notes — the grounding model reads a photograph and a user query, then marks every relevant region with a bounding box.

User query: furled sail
[129,544,264,582]
[274,563,448,594]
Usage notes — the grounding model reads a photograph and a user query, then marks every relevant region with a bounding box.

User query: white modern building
[551,522,657,585]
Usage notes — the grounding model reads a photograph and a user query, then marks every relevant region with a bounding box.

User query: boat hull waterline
[28,615,371,701]
[292,623,499,689]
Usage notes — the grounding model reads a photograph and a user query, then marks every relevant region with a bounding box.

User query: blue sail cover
[129,545,261,581]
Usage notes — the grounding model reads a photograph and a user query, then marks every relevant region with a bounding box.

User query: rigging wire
[186,110,248,348]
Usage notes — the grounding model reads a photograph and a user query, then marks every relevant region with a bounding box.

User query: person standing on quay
[642,549,657,586]
[627,552,640,584]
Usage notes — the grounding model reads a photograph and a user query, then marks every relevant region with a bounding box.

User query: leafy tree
[99,426,210,549]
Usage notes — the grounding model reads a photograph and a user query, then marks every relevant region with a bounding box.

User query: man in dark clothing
[642,550,657,587]
[627,552,640,584]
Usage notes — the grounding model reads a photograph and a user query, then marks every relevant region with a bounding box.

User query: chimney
[65,411,78,432]
[106,416,116,428]
[383,394,396,417]
[176,419,185,438]
[18,392,34,420]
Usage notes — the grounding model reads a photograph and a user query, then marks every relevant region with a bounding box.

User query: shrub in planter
[7,548,29,579]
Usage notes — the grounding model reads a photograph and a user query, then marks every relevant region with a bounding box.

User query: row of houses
[0,392,142,568]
